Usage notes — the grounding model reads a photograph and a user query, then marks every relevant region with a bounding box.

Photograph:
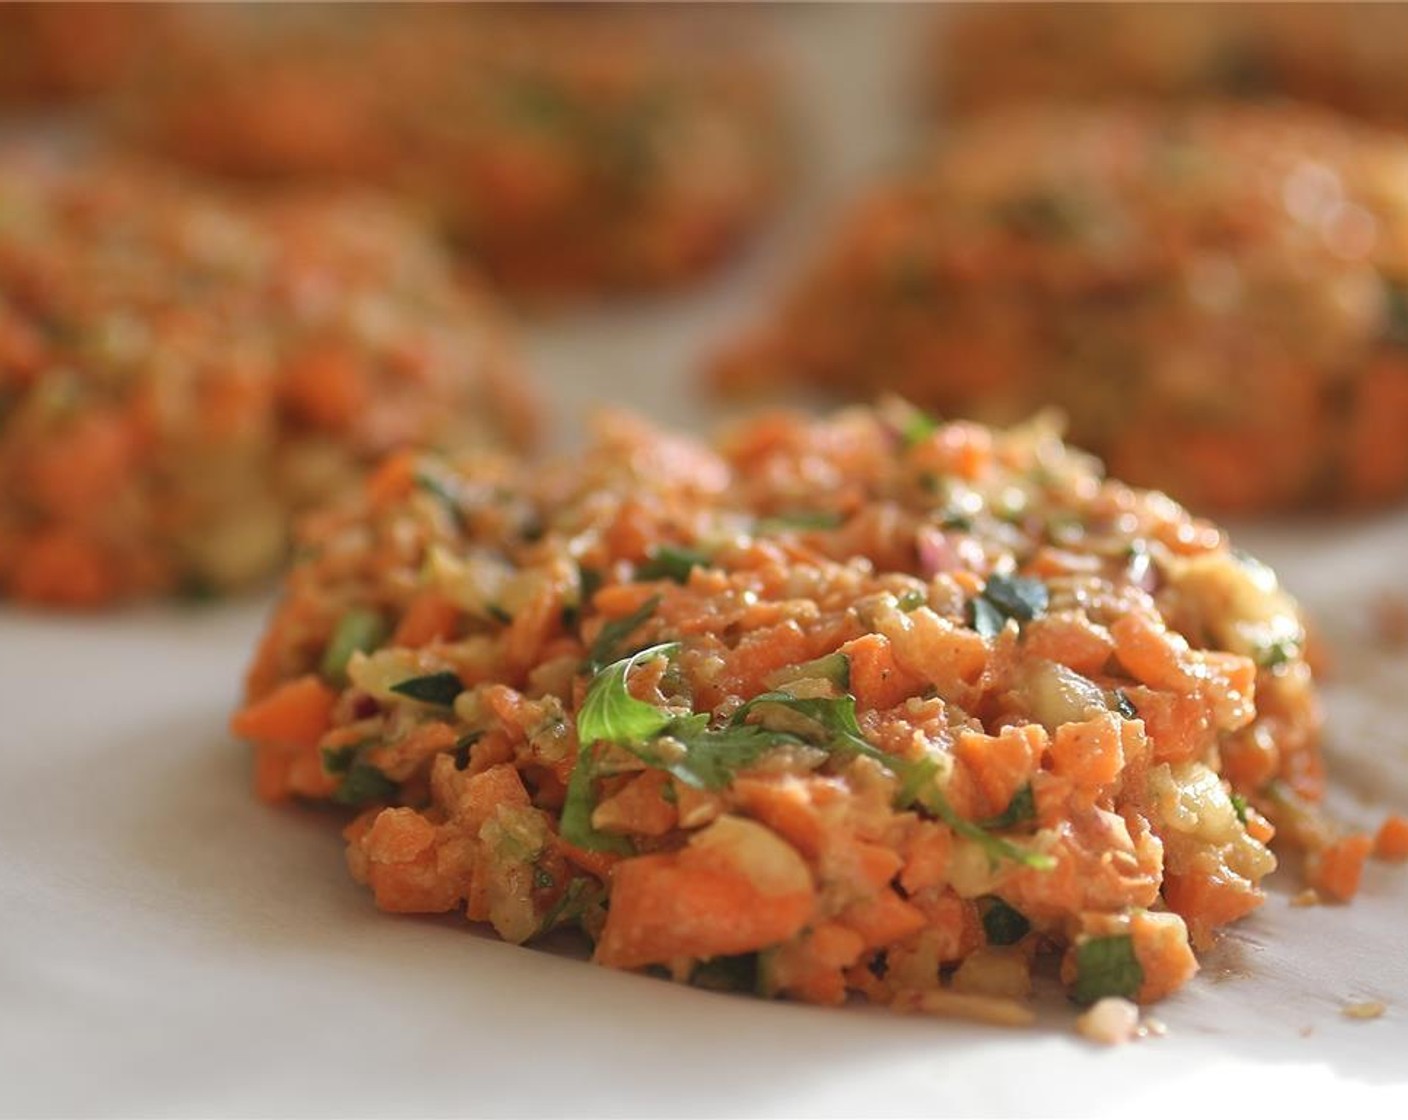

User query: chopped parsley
[979,897,1031,946]
[322,743,397,807]
[978,784,1037,831]
[576,643,802,792]
[414,469,465,527]
[584,594,660,672]
[538,878,604,935]
[775,651,851,689]
[1071,934,1144,1005]
[882,398,939,447]
[636,545,713,584]
[967,574,1049,639]
[577,642,679,746]
[390,670,465,707]
[1253,638,1295,670]
[735,692,1054,870]
[320,608,388,684]
[1230,792,1250,826]
[568,649,1054,871]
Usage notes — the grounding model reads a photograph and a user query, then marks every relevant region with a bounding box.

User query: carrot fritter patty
[0,156,533,608]
[712,104,1408,513]
[119,4,787,297]
[233,402,1325,1016]
[937,3,1408,130]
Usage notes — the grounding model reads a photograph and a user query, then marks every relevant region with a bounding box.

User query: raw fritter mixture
[233,402,1359,1020]
[0,155,533,607]
[120,4,788,297]
[712,104,1408,513]
[937,2,1408,130]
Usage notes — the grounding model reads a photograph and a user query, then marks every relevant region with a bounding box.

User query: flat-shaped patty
[233,402,1329,1015]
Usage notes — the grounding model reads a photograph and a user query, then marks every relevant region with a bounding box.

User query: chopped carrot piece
[281,343,371,432]
[1374,814,1408,860]
[842,633,927,711]
[392,591,461,648]
[230,674,336,749]
[595,853,814,970]
[1163,868,1263,949]
[1309,834,1375,902]
[955,724,1046,813]
[8,528,119,608]
[1049,713,1124,790]
[366,450,422,509]
[837,888,927,951]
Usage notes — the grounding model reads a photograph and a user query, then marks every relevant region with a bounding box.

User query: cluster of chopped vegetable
[712,103,1408,513]
[0,155,534,607]
[118,4,787,297]
[938,3,1408,131]
[233,402,1364,1019]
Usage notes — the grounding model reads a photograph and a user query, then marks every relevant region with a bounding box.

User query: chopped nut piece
[1075,997,1141,1045]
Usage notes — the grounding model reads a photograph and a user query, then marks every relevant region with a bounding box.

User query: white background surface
[2,6,1407,1117]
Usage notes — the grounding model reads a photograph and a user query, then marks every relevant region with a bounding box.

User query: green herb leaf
[644,718,801,791]
[390,670,465,707]
[321,743,360,776]
[772,651,851,689]
[320,608,387,684]
[577,644,802,791]
[1253,638,1295,670]
[979,897,1031,946]
[538,878,605,936]
[1072,934,1144,1005]
[560,753,635,855]
[487,604,513,626]
[636,545,712,584]
[564,642,680,855]
[577,643,678,746]
[414,470,466,527]
[322,742,397,806]
[1230,792,1250,825]
[585,594,661,672]
[883,398,939,447]
[332,764,398,807]
[979,784,1036,831]
[735,692,1054,870]
[579,566,603,604]
[967,574,1049,638]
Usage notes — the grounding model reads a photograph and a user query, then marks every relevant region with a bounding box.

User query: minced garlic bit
[1342,1000,1387,1020]
[1075,997,1142,1046]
